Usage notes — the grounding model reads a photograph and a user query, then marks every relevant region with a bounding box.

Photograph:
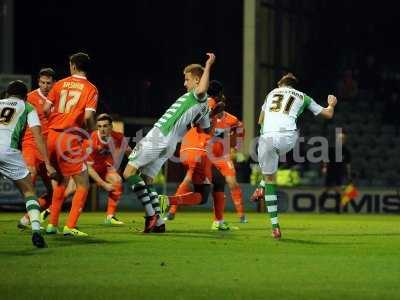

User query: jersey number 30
[58,90,82,113]
[269,94,295,114]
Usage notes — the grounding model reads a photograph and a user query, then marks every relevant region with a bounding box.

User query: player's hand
[205,53,216,68]
[250,187,264,202]
[102,182,115,192]
[327,95,337,107]
[46,164,62,182]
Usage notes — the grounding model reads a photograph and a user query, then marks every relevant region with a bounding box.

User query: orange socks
[213,192,225,221]
[106,182,123,216]
[168,192,202,206]
[49,184,67,226]
[169,181,192,214]
[230,186,245,218]
[66,186,89,228]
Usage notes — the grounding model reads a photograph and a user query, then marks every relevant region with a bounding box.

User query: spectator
[322,132,351,190]
[321,132,352,211]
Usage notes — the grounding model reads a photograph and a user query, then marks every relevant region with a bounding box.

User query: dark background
[13,0,400,118]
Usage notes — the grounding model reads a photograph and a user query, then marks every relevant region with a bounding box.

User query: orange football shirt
[47,75,98,130]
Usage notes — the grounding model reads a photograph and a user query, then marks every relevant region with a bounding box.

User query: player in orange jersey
[164,81,230,229]
[86,113,132,224]
[18,68,56,229]
[209,82,247,223]
[43,52,98,236]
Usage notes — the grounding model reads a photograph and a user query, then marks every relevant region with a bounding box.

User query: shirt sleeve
[304,95,323,115]
[261,102,267,111]
[26,104,41,128]
[85,87,98,112]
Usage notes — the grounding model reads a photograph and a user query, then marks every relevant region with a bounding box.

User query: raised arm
[195,53,216,99]
[319,95,337,119]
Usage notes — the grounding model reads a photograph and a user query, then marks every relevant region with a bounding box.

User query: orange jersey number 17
[59,89,82,113]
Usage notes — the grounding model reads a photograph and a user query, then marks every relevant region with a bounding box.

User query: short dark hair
[39,68,56,80]
[208,80,224,97]
[69,52,90,73]
[278,73,298,88]
[6,80,28,99]
[96,113,113,124]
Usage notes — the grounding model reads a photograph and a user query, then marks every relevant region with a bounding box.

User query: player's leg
[225,175,246,223]
[46,130,66,234]
[0,149,47,247]
[14,175,47,248]
[258,135,281,239]
[124,136,167,227]
[36,161,53,223]
[259,132,298,239]
[18,148,39,228]
[166,154,212,221]
[46,176,68,234]
[214,160,247,223]
[63,169,90,236]
[211,166,229,230]
[165,165,194,220]
[104,170,124,225]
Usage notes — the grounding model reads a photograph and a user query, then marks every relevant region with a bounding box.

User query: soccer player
[123,53,216,233]
[0,80,57,247]
[164,81,231,230]
[257,73,337,239]
[18,68,56,229]
[43,52,98,236]
[208,81,247,223]
[86,113,132,224]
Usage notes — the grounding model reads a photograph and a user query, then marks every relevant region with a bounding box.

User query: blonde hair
[183,64,204,78]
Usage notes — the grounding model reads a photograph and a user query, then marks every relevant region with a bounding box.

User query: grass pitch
[0,212,400,300]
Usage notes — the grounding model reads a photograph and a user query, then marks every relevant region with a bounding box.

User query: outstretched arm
[319,95,337,119]
[195,53,216,99]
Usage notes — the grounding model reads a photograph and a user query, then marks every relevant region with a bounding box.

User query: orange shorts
[92,165,119,181]
[22,143,44,169]
[47,129,88,177]
[212,159,236,177]
[180,149,212,184]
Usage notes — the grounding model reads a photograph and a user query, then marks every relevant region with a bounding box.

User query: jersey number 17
[58,89,82,113]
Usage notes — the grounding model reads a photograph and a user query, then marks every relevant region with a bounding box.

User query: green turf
[1,212,400,300]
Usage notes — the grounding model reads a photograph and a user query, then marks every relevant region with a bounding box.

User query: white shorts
[0,147,30,181]
[128,128,177,178]
[258,131,298,175]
